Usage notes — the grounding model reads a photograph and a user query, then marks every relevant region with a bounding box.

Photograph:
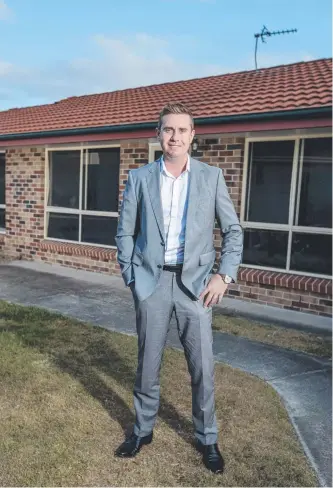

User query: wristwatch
[219,274,233,284]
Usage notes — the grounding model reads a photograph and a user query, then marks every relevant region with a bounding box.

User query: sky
[0,0,331,111]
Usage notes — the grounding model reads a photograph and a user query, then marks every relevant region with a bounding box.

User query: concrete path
[0,261,331,487]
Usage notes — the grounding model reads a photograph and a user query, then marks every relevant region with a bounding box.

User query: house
[0,58,331,318]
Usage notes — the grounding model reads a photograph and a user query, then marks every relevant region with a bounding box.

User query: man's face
[157,113,195,160]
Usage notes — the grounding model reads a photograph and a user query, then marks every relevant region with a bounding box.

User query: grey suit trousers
[132,269,218,445]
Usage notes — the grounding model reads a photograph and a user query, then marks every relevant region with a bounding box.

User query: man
[115,102,243,474]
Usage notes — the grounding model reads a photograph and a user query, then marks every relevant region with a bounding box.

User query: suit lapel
[184,158,202,245]
[146,160,165,240]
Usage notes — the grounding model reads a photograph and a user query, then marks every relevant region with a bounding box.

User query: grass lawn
[0,300,319,487]
[213,311,332,358]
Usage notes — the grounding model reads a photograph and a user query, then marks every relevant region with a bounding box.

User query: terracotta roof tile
[0,58,331,137]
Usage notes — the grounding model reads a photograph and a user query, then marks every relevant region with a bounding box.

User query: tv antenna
[254,25,297,70]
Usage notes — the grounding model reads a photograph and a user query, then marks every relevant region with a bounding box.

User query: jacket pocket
[199,250,216,266]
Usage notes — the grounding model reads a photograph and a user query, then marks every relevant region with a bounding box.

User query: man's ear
[156,127,160,139]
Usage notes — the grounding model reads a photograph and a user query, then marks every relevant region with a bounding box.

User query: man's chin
[165,150,186,159]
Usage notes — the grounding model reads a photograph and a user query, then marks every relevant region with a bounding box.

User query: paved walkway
[0,261,331,487]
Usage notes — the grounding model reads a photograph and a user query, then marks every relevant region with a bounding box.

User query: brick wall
[194,136,243,265]
[4,147,45,260]
[227,270,332,318]
[194,136,243,214]
[2,137,332,318]
[37,240,119,275]
[119,141,149,207]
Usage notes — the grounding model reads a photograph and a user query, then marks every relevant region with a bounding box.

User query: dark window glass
[246,141,294,224]
[154,150,163,160]
[243,229,289,268]
[48,213,79,241]
[0,208,5,229]
[296,138,332,228]
[0,153,5,205]
[290,232,332,275]
[82,215,117,246]
[48,151,80,209]
[82,148,120,212]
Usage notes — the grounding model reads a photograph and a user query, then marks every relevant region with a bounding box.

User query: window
[0,153,5,232]
[242,136,332,277]
[46,146,120,247]
[149,143,163,163]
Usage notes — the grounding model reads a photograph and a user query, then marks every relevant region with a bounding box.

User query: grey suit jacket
[116,157,243,302]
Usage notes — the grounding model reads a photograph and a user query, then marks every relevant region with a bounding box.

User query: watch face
[224,275,232,284]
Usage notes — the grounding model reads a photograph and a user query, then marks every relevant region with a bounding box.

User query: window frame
[149,142,162,163]
[240,133,332,278]
[0,151,5,234]
[45,143,120,249]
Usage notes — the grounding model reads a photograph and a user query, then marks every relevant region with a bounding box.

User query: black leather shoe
[114,432,153,458]
[196,441,225,474]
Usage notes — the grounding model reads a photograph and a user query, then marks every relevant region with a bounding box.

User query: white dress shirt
[160,156,190,264]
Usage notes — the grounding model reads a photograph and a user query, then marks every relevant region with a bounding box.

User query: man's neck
[164,155,188,178]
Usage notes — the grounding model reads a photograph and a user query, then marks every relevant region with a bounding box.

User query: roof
[0,58,331,137]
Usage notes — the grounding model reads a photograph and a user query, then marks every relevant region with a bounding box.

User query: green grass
[213,311,332,358]
[0,300,319,487]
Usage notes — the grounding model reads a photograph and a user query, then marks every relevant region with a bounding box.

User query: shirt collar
[160,155,191,178]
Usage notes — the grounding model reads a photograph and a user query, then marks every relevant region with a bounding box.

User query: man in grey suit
[115,102,243,474]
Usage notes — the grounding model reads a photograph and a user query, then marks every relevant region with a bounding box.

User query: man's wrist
[218,273,233,284]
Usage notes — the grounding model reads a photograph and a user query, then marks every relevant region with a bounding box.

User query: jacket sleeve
[115,171,139,286]
[214,168,243,282]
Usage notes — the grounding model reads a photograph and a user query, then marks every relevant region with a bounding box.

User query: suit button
[157,265,162,269]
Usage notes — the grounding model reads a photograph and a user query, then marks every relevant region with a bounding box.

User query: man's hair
[157,102,194,130]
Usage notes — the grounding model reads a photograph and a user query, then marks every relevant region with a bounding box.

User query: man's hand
[199,274,228,308]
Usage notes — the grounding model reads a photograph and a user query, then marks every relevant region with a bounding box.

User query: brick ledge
[238,267,332,295]
[37,243,332,295]
[39,240,117,260]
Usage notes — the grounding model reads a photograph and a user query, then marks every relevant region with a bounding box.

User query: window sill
[238,267,332,295]
[39,240,117,260]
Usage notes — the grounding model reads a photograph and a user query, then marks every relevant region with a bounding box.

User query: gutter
[0,106,331,141]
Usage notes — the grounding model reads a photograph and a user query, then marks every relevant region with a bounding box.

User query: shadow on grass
[0,304,194,446]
